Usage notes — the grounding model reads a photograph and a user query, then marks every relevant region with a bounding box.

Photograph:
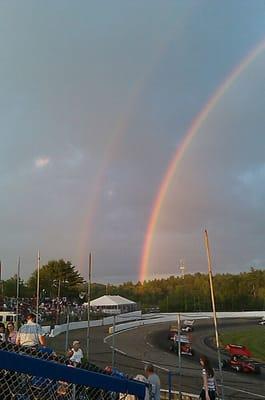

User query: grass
[220,326,265,362]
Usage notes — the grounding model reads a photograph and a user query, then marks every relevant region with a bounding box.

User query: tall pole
[65,305,70,354]
[36,251,40,324]
[86,252,92,361]
[177,313,182,400]
[16,257,20,329]
[204,229,225,400]
[56,279,61,325]
[112,314,116,369]
[0,261,3,310]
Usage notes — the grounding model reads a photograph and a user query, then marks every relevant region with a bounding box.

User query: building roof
[90,295,136,307]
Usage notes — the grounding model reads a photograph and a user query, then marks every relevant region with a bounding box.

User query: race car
[258,317,265,326]
[222,355,261,374]
[224,344,252,358]
[168,325,178,340]
[181,320,195,333]
[222,344,261,374]
[169,334,194,356]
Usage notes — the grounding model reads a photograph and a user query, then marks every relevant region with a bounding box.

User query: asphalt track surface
[50,318,265,399]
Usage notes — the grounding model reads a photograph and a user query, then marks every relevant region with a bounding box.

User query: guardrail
[161,389,199,399]
[43,311,265,337]
[108,311,265,334]
[46,310,142,337]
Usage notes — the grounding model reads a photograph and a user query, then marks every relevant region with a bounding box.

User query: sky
[0,1,265,283]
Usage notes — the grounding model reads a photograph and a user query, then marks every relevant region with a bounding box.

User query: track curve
[105,318,265,399]
[50,317,265,399]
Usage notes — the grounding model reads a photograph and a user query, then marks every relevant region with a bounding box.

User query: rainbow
[139,38,265,283]
[77,22,185,274]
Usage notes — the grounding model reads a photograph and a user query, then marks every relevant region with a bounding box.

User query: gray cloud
[0,1,264,282]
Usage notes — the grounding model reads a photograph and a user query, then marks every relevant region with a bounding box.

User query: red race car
[222,344,261,374]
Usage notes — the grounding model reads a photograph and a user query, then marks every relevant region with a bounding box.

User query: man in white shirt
[69,340,83,364]
[16,313,46,347]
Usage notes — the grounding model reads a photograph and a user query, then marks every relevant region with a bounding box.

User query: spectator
[144,364,160,400]
[68,340,83,365]
[0,323,6,343]
[6,322,17,344]
[16,313,46,347]
[199,355,218,400]
[126,375,149,400]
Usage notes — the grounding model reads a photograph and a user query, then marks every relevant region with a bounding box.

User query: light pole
[177,313,182,400]
[86,253,92,361]
[36,251,40,324]
[56,279,61,325]
[204,229,225,400]
[16,257,20,329]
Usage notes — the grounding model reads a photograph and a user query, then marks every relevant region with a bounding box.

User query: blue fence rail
[0,348,146,399]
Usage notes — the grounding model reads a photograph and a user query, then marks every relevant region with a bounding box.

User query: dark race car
[222,344,261,374]
[168,325,178,340]
[169,334,194,356]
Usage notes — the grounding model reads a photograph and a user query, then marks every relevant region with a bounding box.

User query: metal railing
[0,342,146,400]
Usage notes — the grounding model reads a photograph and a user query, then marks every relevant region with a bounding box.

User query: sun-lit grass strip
[220,327,265,362]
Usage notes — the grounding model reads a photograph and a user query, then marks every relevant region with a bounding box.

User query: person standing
[6,322,17,344]
[0,322,6,343]
[16,313,46,347]
[68,340,83,365]
[145,364,160,400]
[199,355,218,400]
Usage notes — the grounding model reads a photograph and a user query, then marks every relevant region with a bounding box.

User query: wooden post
[86,252,92,361]
[36,251,40,324]
[204,229,225,400]
[16,257,20,329]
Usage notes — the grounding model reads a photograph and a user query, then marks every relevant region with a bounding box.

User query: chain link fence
[0,342,146,400]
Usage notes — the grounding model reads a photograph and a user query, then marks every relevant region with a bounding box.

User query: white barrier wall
[45,310,265,337]
[108,311,265,334]
[47,310,142,337]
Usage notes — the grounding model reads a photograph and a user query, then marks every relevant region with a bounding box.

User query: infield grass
[220,326,265,362]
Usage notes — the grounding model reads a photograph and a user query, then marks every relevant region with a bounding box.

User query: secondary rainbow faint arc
[139,38,265,283]
[77,5,198,275]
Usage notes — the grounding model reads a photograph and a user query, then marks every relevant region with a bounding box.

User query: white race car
[181,319,195,333]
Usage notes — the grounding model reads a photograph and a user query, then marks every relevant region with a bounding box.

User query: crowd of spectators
[0,312,156,399]
[1,297,89,325]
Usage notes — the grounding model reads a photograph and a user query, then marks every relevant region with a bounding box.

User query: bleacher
[0,343,146,399]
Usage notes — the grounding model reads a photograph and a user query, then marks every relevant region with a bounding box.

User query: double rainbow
[139,38,265,282]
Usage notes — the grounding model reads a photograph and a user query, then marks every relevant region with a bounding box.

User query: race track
[50,318,265,399]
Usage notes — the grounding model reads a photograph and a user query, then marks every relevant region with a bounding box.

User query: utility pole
[86,252,92,361]
[177,313,182,400]
[204,229,225,400]
[36,251,40,324]
[16,257,20,329]
[112,314,116,368]
[56,279,61,325]
[65,305,70,353]
[0,261,3,310]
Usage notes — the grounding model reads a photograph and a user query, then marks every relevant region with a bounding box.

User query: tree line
[2,260,265,312]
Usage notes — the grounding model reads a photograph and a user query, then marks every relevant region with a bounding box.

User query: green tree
[27,259,84,298]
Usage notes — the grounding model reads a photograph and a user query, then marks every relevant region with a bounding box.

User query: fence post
[65,308,70,354]
[112,315,116,368]
[72,384,76,400]
[168,370,172,400]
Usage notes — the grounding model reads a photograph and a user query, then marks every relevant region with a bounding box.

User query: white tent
[89,295,137,314]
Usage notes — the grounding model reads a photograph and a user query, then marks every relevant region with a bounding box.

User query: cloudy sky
[0,1,265,282]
